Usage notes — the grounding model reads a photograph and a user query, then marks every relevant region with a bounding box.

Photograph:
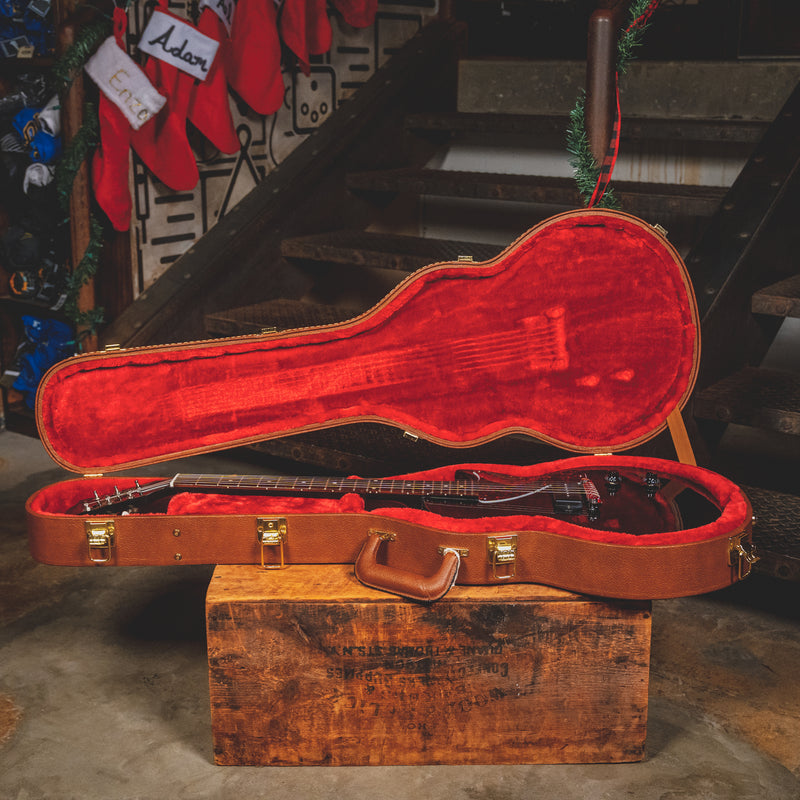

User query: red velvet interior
[36,210,698,473]
[28,457,750,549]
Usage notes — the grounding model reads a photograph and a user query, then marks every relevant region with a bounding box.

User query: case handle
[354,532,461,603]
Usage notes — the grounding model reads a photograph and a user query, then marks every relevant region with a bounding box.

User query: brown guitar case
[26,209,756,601]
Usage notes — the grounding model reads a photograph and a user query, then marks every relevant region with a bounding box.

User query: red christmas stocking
[227,0,285,115]
[331,0,378,29]
[92,93,134,231]
[129,4,200,190]
[280,0,332,75]
[88,7,166,231]
[186,7,239,154]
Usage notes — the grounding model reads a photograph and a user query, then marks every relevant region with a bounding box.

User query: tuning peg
[604,471,622,496]
[644,472,661,499]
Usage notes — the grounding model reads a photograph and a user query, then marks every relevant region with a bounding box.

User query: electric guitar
[67,466,720,535]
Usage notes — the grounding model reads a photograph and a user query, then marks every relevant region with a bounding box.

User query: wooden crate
[207,564,652,766]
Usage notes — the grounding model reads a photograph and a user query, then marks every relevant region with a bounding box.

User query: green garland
[616,0,657,75]
[566,0,657,207]
[566,91,619,209]
[51,16,112,345]
[50,19,112,95]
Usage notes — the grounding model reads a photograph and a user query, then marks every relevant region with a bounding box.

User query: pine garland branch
[55,101,100,214]
[566,93,619,209]
[50,17,112,94]
[566,92,596,198]
[62,214,106,340]
[617,0,658,74]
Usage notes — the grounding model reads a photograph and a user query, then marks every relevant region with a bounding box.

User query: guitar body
[29,209,756,600]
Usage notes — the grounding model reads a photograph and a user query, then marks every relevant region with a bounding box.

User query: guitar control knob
[644,471,661,499]
[604,471,622,496]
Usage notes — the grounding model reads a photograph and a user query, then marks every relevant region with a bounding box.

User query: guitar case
[26,209,756,601]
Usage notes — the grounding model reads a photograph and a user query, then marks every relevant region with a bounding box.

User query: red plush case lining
[36,210,699,474]
[28,457,750,550]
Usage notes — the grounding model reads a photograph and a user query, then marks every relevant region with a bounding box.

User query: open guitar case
[26,208,758,602]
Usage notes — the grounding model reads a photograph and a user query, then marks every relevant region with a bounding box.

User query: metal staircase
[681,79,800,581]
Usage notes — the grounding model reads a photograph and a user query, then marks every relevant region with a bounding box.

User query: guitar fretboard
[171,473,578,499]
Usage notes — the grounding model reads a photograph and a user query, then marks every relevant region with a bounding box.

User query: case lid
[36,210,699,474]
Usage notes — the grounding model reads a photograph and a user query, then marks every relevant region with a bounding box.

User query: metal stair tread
[742,484,800,581]
[694,367,800,434]
[751,274,800,318]
[345,168,726,216]
[205,298,363,337]
[280,230,505,270]
[404,112,769,144]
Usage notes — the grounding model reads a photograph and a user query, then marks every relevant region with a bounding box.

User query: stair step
[693,367,800,434]
[404,112,769,145]
[752,274,800,318]
[346,168,726,218]
[280,230,505,271]
[743,485,800,581]
[205,299,362,338]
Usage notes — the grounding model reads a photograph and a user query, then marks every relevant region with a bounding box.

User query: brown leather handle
[354,533,461,603]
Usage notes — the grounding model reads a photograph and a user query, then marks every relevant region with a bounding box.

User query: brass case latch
[85,520,115,563]
[487,535,517,580]
[257,518,288,569]
[728,532,759,580]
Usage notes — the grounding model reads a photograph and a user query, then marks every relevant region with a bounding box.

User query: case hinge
[651,223,669,238]
[487,535,517,580]
[728,532,759,580]
[85,520,115,563]
[257,518,288,569]
[438,545,469,557]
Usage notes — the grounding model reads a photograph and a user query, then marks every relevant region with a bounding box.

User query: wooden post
[585,2,629,164]
[57,17,97,353]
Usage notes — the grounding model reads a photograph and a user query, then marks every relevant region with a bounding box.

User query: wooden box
[207,564,652,766]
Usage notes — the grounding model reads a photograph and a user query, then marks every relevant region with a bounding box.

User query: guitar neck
[172,473,481,499]
[70,472,588,516]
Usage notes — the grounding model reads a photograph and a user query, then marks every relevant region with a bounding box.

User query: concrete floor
[1,429,800,799]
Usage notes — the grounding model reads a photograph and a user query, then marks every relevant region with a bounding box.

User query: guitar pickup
[427,494,478,506]
[553,497,584,514]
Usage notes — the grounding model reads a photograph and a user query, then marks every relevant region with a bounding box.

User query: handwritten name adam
[147,24,210,74]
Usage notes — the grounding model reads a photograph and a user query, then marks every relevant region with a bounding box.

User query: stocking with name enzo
[85,7,166,231]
